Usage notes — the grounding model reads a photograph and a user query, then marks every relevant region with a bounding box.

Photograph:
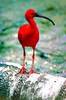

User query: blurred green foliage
[50,66,65,74]
[0,40,15,54]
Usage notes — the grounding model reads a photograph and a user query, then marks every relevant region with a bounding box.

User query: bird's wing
[18,24,33,41]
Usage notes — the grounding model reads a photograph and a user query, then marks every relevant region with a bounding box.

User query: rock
[0,62,66,100]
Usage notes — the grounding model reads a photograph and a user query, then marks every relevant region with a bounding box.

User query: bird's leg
[32,49,35,69]
[15,48,28,76]
[29,49,39,75]
[22,47,26,66]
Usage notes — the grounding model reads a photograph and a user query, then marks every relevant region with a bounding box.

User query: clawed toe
[15,66,39,76]
[28,69,39,75]
[15,66,29,76]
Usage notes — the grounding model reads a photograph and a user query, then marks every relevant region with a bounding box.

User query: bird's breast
[18,24,39,48]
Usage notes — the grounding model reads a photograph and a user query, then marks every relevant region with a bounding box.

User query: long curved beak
[36,13,55,25]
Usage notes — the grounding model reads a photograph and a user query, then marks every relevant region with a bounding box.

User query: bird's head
[25,9,55,25]
[25,9,36,19]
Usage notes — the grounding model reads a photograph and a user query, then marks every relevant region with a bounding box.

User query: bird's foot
[15,66,29,76]
[28,69,39,75]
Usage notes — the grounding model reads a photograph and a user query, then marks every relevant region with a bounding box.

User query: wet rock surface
[0,62,66,100]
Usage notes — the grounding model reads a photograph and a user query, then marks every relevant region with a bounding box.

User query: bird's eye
[32,12,34,14]
[32,12,35,16]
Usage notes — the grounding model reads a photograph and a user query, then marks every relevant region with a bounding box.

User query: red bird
[16,9,55,75]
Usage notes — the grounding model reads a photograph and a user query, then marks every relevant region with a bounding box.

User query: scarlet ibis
[16,9,55,75]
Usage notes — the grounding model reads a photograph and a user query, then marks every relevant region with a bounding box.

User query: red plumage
[15,9,55,76]
[18,23,39,49]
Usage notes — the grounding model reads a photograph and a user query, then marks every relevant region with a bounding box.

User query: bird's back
[18,24,39,49]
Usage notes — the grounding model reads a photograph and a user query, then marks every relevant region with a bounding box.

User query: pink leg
[29,49,39,75]
[22,47,26,66]
[15,48,28,76]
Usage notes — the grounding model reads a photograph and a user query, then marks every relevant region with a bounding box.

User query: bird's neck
[27,18,37,28]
